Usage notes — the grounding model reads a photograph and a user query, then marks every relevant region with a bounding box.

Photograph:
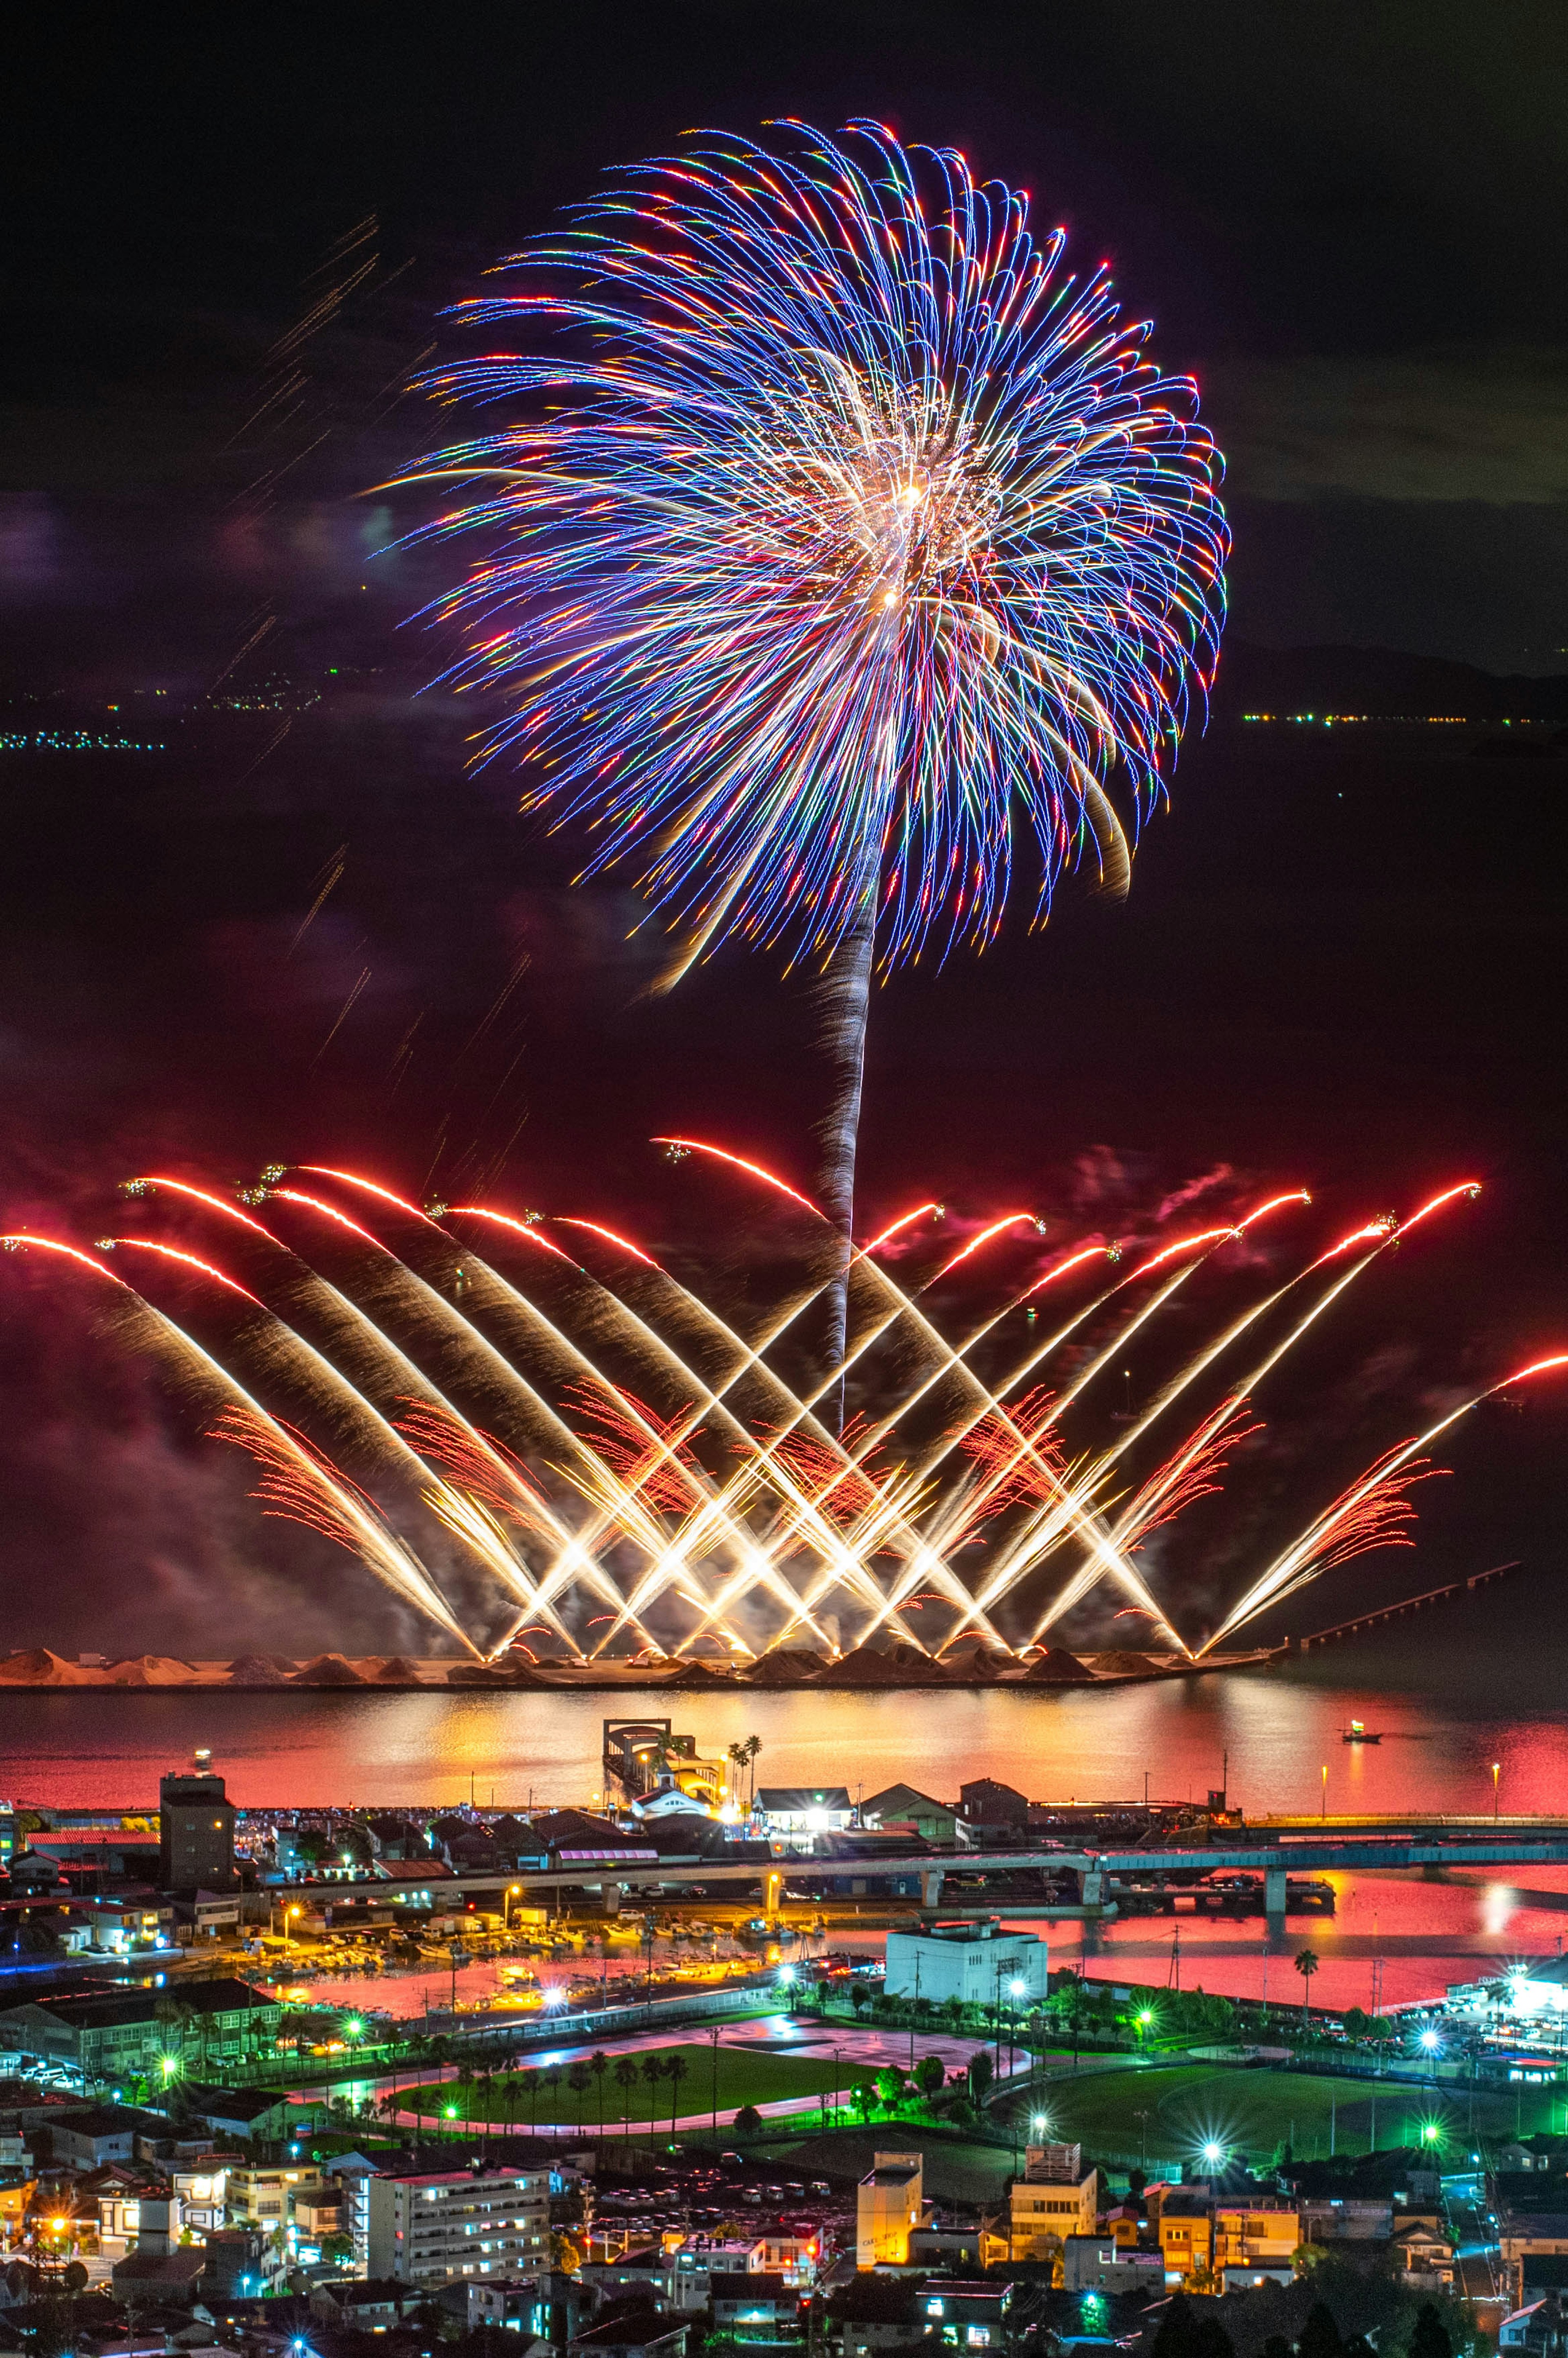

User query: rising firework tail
[4,1160,1553,1662]
[399,120,1230,1414]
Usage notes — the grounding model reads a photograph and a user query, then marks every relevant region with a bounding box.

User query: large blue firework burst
[406,118,1229,970]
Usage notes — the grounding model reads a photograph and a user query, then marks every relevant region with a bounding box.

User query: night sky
[2,3,1565,1661]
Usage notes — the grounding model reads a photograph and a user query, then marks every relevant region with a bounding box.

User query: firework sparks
[3,1160,1550,1660]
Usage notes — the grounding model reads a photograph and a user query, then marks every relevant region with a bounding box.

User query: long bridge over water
[298,1811,1568,1922]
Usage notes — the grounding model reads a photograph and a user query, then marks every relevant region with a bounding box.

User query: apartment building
[856,2152,929,2268]
[368,2164,551,2286]
[983,2148,1099,2270]
[227,2162,324,2231]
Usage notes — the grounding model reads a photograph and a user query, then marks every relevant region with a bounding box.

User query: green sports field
[399,2041,854,2127]
[1033,2060,1556,2164]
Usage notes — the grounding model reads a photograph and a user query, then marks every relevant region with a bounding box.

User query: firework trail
[4,1161,1554,1661]
[401,121,1228,1411]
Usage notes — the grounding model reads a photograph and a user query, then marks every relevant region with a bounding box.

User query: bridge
[293,1813,1568,1925]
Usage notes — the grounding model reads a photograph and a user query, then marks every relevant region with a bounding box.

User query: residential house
[823,2272,924,2358]
[1501,2210,1568,2304]
[1390,2220,1454,2289]
[1062,2239,1166,2295]
[109,2250,207,2306]
[568,2320,688,2358]
[860,1788,961,1846]
[918,2280,1014,2351]
[957,1781,1029,1830]
[710,2268,805,2342]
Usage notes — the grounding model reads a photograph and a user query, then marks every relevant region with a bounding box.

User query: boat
[1341,1719,1383,1743]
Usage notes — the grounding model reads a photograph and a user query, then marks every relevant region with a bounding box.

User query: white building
[884,1916,1049,2005]
[755,1787,853,1833]
[368,2164,551,2286]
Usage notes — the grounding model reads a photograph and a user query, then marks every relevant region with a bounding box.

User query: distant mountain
[1216,641,1568,725]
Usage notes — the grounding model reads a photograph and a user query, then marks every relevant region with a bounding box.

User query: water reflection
[9,1674,1568,2012]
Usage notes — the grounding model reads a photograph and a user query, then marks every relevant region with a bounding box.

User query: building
[308,2280,419,2329]
[1500,2211,1568,2305]
[202,2224,277,2298]
[859,1786,961,1845]
[1062,2237,1165,2294]
[367,2163,550,2285]
[755,1789,854,1834]
[883,1917,1048,2006]
[710,2269,806,2343]
[466,2277,552,2336]
[1299,2197,1393,2244]
[569,2323,688,2358]
[991,2150,1099,2270]
[0,1979,281,2082]
[227,2161,325,2230]
[918,2280,1014,2350]
[856,2151,929,2268]
[178,2084,295,2143]
[29,2104,159,2167]
[1155,2193,1214,2285]
[823,2274,924,2358]
[1213,2203,1300,2273]
[958,1779,1029,1829]
[1390,2220,1454,2288]
[1501,2299,1568,2358]
[158,1768,235,1893]
[109,2250,208,2306]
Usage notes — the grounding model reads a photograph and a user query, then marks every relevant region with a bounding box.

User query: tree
[640,2051,665,2124]
[590,2048,610,2134]
[1295,1948,1321,2024]
[914,2055,946,2102]
[666,2052,689,2136]
[568,2060,592,2126]
[1152,2293,1235,2358]
[733,2104,762,2138]
[614,2054,639,2133]
[850,2079,876,2123]
[875,2066,907,2111]
[967,2051,993,2104]
[848,1980,870,2019]
[1297,2302,1342,2358]
[1410,2308,1453,2358]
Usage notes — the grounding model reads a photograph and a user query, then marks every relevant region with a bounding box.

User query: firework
[3,1153,1555,1665]
[401,121,1229,1407]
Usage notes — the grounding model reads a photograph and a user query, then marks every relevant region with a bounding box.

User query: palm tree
[665,2053,689,2138]
[744,1735,762,1808]
[590,2050,610,2137]
[543,2065,563,2138]
[640,2051,664,2132]
[1295,1948,1320,2026]
[614,2053,639,2135]
[568,2059,592,2129]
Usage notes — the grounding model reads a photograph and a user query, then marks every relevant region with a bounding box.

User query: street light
[505,1883,521,1933]
[1494,1762,1502,1821]
[1201,2140,1226,2170]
